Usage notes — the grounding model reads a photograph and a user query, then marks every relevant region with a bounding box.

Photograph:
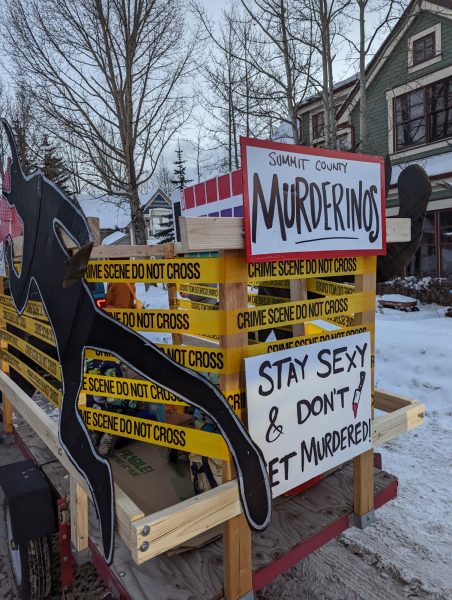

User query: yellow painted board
[79,406,229,461]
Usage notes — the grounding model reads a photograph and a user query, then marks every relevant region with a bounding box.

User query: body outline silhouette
[1,119,271,564]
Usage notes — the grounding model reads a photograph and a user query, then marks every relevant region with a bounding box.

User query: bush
[377,276,452,306]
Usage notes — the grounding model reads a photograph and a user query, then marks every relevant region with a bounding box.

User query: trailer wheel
[4,503,52,600]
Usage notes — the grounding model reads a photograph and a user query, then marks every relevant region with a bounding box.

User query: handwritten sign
[245,332,372,497]
[241,138,385,262]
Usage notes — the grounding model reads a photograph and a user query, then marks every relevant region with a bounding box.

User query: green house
[298,0,452,278]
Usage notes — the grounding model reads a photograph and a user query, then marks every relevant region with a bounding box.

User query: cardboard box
[110,440,194,516]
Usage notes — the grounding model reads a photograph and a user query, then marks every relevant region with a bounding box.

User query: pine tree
[155,143,192,244]
[41,135,72,194]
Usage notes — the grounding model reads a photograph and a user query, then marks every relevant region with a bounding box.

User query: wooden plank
[372,401,424,447]
[374,388,416,412]
[352,257,376,517]
[290,279,307,337]
[12,235,167,259]
[0,371,145,545]
[179,217,411,252]
[0,277,13,433]
[219,249,252,600]
[70,478,89,555]
[132,479,241,563]
[91,244,167,259]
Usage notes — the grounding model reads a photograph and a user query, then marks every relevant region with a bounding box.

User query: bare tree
[344,0,406,152]
[294,0,352,149]
[193,0,316,146]
[2,0,197,244]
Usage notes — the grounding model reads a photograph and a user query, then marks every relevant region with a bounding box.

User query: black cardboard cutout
[1,119,271,564]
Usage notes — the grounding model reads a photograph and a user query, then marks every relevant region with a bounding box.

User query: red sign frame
[240,137,386,263]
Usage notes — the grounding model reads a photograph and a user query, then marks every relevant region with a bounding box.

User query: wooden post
[165,243,184,416]
[70,477,89,561]
[219,249,253,600]
[165,243,182,345]
[353,256,376,522]
[290,279,307,337]
[0,276,13,433]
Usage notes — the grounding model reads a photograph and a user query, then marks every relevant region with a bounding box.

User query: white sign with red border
[241,138,386,262]
[245,332,372,498]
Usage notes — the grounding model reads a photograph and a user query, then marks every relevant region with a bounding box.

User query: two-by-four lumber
[0,277,13,433]
[179,217,411,252]
[352,258,376,518]
[219,249,253,600]
[70,478,89,557]
[0,370,145,545]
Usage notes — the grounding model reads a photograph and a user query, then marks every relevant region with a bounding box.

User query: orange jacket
[105,283,135,308]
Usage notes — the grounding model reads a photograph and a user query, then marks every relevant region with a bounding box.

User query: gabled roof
[141,188,171,213]
[296,74,358,112]
[337,0,452,119]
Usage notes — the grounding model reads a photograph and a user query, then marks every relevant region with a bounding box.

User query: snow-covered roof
[78,194,132,230]
[102,230,129,245]
[391,152,452,185]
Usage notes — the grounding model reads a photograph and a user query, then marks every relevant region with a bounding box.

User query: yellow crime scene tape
[247,293,286,306]
[306,279,355,296]
[0,348,61,406]
[85,256,375,284]
[86,258,221,283]
[178,299,218,311]
[0,294,48,321]
[251,279,290,289]
[106,292,374,335]
[0,307,56,346]
[0,329,61,381]
[82,373,246,417]
[178,283,219,299]
[78,406,229,461]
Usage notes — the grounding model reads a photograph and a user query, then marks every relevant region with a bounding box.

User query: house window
[312,112,324,139]
[440,209,452,276]
[394,76,452,151]
[412,33,435,66]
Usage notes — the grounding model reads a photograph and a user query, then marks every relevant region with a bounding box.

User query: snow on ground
[355,302,452,597]
[105,285,452,597]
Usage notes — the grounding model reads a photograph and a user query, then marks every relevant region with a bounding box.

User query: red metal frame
[14,431,397,600]
[57,498,74,594]
[253,478,398,591]
[240,137,386,263]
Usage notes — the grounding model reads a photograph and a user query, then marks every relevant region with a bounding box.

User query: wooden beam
[0,277,13,433]
[132,479,241,563]
[0,371,144,545]
[70,478,89,556]
[374,388,416,412]
[179,217,411,252]
[219,249,253,600]
[372,401,424,447]
[11,235,167,260]
[352,257,376,518]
